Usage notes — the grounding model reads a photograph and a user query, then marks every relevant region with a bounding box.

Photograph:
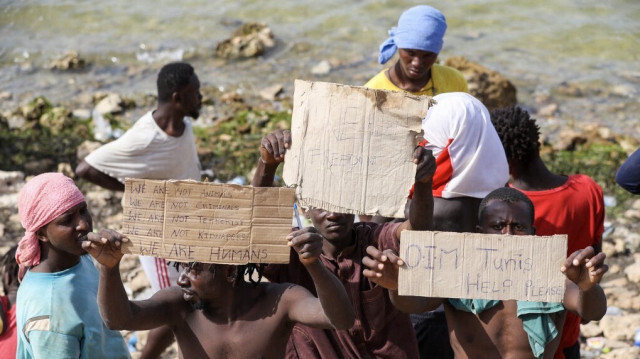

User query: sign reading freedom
[121,179,295,264]
[398,231,568,302]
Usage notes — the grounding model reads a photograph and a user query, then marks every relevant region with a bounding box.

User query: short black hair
[490,106,540,165]
[157,62,196,103]
[0,245,19,294]
[478,187,535,225]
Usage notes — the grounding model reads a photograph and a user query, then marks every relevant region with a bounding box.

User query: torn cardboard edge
[283,79,434,217]
[121,178,295,265]
[398,231,568,303]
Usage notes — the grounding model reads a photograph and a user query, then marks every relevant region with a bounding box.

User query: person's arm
[394,146,436,237]
[251,129,291,187]
[82,229,180,330]
[362,245,444,313]
[75,160,125,191]
[285,227,355,329]
[616,148,640,194]
[561,246,608,321]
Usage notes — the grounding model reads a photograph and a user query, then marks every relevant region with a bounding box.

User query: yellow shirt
[363,63,468,96]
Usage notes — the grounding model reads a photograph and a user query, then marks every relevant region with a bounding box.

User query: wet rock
[311,60,331,75]
[20,96,51,123]
[259,84,283,101]
[49,51,88,71]
[95,94,124,115]
[444,56,517,110]
[215,23,275,59]
[39,106,74,135]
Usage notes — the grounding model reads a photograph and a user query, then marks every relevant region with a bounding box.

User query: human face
[177,262,220,310]
[180,74,203,119]
[477,200,535,236]
[307,209,355,243]
[39,201,92,257]
[397,48,438,81]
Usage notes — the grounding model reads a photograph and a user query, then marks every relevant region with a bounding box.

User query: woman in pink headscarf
[15,172,130,359]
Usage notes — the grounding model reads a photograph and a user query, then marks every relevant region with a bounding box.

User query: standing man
[252,129,436,358]
[75,62,203,358]
[490,106,605,359]
[364,5,467,96]
[364,187,608,359]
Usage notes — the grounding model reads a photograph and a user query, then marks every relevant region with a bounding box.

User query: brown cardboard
[398,231,568,302]
[121,179,295,264]
[283,80,434,217]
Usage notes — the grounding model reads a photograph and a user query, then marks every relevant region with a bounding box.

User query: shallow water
[1,0,639,135]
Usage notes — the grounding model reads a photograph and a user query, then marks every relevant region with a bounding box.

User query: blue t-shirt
[16,255,129,359]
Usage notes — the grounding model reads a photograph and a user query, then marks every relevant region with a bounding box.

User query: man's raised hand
[260,129,292,165]
[81,229,129,269]
[363,246,403,290]
[561,246,608,292]
[413,147,436,184]
[288,227,323,266]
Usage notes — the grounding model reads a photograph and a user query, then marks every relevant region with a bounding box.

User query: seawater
[0,0,639,134]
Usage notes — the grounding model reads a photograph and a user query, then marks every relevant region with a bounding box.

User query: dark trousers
[411,311,454,359]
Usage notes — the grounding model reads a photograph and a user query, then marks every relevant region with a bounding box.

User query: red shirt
[264,222,419,359]
[512,174,604,359]
[0,295,17,359]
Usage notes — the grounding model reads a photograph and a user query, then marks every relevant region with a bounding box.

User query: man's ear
[171,91,182,104]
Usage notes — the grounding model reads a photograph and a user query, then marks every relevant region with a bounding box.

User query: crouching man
[364,187,608,359]
[83,226,355,359]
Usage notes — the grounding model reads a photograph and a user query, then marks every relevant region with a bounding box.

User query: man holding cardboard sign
[253,129,436,358]
[363,187,607,359]
[83,224,355,358]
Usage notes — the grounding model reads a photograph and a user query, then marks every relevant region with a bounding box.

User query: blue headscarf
[378,5,447,64]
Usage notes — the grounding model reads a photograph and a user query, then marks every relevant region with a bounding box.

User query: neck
[152,105,186,137]
[202,283,246,323]
[511,157,567,191]
[321,233,355,260]
[389,62,431,93]
[33,244,81,273]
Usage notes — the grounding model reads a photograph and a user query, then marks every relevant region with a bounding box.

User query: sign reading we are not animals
[121,179,295,264]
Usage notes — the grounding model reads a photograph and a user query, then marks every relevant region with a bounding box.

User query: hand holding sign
[288,227,323,266]
[363,246,404,291]
[413,147,436,184]
[82,229,129,269]
[561,246,608,292]
[260,129,291,165]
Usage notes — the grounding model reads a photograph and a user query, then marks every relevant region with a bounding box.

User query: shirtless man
[363,187,608,359]
[84,226,355,359]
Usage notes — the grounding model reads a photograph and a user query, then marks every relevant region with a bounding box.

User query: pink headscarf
[16,172,85,280]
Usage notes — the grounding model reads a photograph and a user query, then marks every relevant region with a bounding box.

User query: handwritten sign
[283,80,434,217]
[121,179,295,264]
[398,231,568,302]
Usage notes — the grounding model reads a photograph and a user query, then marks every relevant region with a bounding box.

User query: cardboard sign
[283,80,434,217]
[121,179,295,264]
[398,231,568,302]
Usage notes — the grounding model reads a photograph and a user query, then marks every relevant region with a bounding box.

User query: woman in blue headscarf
[364,5,468,96]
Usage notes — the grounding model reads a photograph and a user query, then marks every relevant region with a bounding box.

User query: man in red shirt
[490,106,605,359]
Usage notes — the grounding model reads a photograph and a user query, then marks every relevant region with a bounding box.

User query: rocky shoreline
[1,51,640,358]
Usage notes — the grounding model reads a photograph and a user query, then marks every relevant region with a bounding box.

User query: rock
[23,159,56,174]
[49,51,88,71]
[127,269,151,294]
[38,106,74,135]
[0,171,25,194]
[444,56,517,110]
[94,94,124,115]
[72,108,92,119]
[311,60,331,75]
[537,103,559,117]
[0,91,12,100]
[259,84,284,101]
[609,264,621,274]
[602,240,616,258]
[611,84,636,98]
[602,346,640,359]
[215,23,275,59]
[552,129,587,151]
[76,140,103,161]
[581,322,603,338]
[624,262,640,283]
[599,313,640,341]
[624,209,640,220]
